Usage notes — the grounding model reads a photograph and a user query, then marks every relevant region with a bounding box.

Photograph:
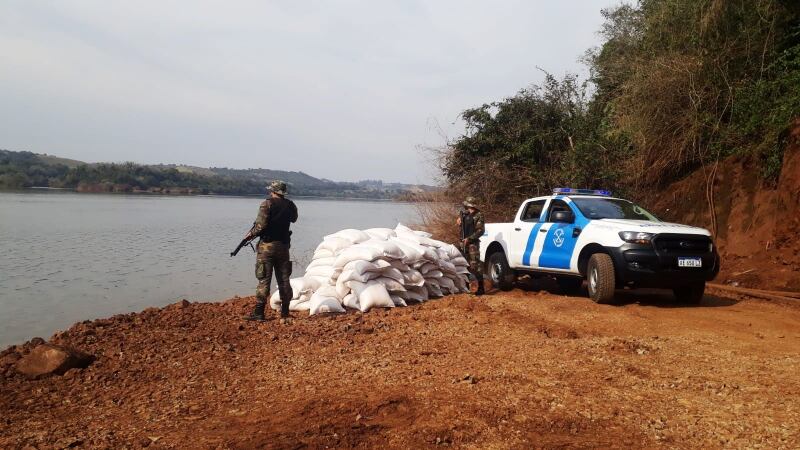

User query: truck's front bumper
[606,239,720,288]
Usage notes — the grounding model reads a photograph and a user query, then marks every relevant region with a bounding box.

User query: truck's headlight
[619,231,654,245]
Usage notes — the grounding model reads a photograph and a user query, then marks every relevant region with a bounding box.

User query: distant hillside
[0,149,436,198]
[36,153,85,168]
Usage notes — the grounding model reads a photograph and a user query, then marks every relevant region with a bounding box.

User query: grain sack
[364,228,397,240]
[309,291,345,315]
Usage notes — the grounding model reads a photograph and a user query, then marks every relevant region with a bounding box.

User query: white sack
[388,260,411,272]
[292,277,322,297]
[402,269,425,287]
[335,277,351,299]
[424,270,444,279]
[270,292,311,311]
[400,289,427,303]
[418,262,437,274]
[439,260,458,275]
[444,244,463,260]
[427,284,443,298]
[379,267,405,283]
[316,237,352,254]
[388,238,425,264]
[307,257,336,269]
[360,239,404,260]
[406,285,429,301]
[338,267,380,284]
[364,228,397,240]
[390,295,408,307]
[324,229,370,244]
[290,299,311,311]
[305,265,335,279]
[306,275,334,286]
[348,281,394,312]
[454,276,469,293]
[308,285,345,314]
[374,276,406,292]
[343,259,383,275]
[312,248,334,260]
[372,259,392,270]
[451,256,469,267]
[439,277,456,293]
[309,290,345,315]
[343,293,360,310]
[333,245,385,269]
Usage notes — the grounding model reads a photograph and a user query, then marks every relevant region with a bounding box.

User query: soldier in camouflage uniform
[243,180,298,322]
[457,196,485,296]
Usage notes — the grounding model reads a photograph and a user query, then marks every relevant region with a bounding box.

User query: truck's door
[538,199,584,270]
[509,199,548,268]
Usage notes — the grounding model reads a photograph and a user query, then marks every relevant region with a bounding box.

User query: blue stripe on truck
[522,222,543,266]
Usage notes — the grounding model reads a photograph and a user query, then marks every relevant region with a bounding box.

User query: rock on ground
[14,344,93,379]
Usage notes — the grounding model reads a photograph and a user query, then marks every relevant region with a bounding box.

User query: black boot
[244,301,266,322]
[474,276,485,296]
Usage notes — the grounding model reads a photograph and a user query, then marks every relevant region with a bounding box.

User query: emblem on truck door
[553,228,565,247]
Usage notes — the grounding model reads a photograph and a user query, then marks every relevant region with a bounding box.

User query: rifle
[230,236,256,257]
[458,208,468,255]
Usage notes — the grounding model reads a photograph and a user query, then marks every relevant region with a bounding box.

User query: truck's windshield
[570,198,660,221]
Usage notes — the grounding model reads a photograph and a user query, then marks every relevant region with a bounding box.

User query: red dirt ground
[2,285,799,449]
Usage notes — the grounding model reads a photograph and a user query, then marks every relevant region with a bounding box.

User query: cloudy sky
[0,1,615,184]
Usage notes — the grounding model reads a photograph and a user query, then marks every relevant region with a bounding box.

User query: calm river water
[0,191,417,347]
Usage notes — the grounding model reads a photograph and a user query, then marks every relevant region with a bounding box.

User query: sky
[0,1,616,184]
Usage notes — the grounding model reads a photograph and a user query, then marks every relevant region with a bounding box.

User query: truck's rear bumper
[606,242,720,288]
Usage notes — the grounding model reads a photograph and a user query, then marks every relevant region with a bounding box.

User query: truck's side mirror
[552,210,574,223]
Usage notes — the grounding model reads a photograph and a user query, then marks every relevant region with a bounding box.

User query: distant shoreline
[5,187,413,203]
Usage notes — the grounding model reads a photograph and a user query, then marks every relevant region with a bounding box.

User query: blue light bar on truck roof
[552,187,612,197]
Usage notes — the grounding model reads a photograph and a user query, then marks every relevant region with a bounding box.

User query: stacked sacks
[269,224,471,314]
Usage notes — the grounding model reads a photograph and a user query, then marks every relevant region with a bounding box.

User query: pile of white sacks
[269,224,471,315]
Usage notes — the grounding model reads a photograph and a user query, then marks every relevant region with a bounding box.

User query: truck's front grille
[653,234,712,255]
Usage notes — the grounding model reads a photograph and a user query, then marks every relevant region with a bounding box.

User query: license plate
[678,257,702,268]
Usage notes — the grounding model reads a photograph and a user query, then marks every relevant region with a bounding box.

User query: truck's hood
[594,219,711,236]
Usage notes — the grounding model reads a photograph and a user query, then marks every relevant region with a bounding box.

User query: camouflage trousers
[255,241,293,316]
[466,240,483,281]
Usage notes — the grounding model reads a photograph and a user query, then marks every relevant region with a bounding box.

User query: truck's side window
[521,200,546,222]
[546,200,571,222]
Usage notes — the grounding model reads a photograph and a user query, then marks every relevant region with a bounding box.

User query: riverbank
[2,288,799,449]
[9,187,415,201]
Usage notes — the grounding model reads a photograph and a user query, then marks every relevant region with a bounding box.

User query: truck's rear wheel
[488,251,515,291]
[673,281,705,305]
[587,253,616,304]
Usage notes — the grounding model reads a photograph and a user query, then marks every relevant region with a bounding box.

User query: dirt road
[2,285,799,449]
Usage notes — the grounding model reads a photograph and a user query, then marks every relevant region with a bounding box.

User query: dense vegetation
[0,150,421,198]
[439,0,800,222]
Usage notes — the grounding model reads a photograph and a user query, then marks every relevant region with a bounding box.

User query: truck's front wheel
[487,251,515,291]
[587,253,616,304]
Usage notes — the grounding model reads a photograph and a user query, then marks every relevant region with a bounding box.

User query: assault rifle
[230,236,256,257]
[458,207,468,255]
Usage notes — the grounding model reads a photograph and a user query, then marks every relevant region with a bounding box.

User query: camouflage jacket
[464,211,485,241]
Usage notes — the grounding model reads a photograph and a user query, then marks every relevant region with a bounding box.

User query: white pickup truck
[479,188,720,304]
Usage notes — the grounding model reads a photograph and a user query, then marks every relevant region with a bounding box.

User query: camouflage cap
[268,180,287,195]
[463,196,479,209]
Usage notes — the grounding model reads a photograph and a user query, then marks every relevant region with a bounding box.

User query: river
[0,191,417,347]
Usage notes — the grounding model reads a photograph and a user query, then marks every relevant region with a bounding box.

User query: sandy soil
[2,283,799,450]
